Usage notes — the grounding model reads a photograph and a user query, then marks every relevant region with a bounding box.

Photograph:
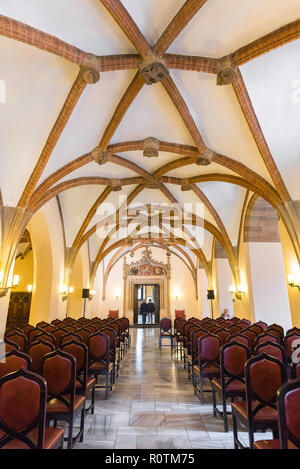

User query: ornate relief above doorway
[123,247,171,324]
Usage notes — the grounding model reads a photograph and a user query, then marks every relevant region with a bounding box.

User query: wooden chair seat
[254,439,297,450]
[47,394,86,414]
[88,361,114,373]
[194,363,220,378]
[76,376,96,392]
[232,401,278,424]
[0,427,64,450]
[212,378,246,394]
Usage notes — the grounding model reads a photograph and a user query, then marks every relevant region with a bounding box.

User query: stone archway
[123,247,171,323]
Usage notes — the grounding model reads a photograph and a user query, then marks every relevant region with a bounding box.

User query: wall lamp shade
[0,274,20,298]
[60,285,74,301]
[229,285,246,301]
[288,274,300,291]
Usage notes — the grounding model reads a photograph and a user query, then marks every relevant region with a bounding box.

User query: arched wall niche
[241,196,292,330]
[28,199,66,325]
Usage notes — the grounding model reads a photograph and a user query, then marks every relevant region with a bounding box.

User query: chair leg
[79,408,85,442]
[67,418,74,449]
[248,426,254,450]
[222,394,228,432]
[200,374,204,404]
[232,412,239,449]
[105,372,109,399]
[212,384,217,417]
[91,385,95,415]
[193,372,197,395]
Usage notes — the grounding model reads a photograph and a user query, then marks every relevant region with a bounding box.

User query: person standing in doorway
[147,298,155,324]
[140,299,148,327]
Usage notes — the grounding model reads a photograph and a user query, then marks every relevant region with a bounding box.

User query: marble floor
[75,328,271,450]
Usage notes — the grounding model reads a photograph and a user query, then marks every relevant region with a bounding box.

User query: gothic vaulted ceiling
[1,0,300,271]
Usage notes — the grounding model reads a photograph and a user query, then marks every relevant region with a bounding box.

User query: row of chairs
[174,315,300,449]
[0,315,130,449]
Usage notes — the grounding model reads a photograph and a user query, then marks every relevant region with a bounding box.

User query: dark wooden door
[152,284,160,324]
[6,292,32,328]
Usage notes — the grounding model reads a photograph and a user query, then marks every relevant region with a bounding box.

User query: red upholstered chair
[239,319,251,326]
[5,327,23,338]
[100,327,118,382]
[109,310,119,319]
[248,324,264,336]
[88,332,114,399]
[52,327,69,348]
[228,333,250,349]
[60,332,82,347]
[4,331,27,353]
[254,341,287,365]
[256,332,280,346]
[175,309,186,319]
[284,333,300,362]
[30,331,55,348]
[214,329,231,346]
[42,324,57,334]
[21,324,35,338]
[227,324,242,335]
[0,350,32,379]
[36,321,49,329]
[28,340,56,374]
[212,341,251,432]
[61,340,96,415]
[254,377,300,449]
[256,320,268,331]
[0,368,64,449]
[193,334,221,404]
[241,328,257,351]
[231,353,287,449]
[286,326,300,336]
[266,325,284,343]
[76,327,92,345]
[51,319,63,327]
[206,324,221,334]
[41,349,86,449]
[159,317,173,351]
[174,318,185,359]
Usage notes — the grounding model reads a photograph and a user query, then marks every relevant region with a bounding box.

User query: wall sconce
[230,285,246,301]
[0,274,20,298]
[89,290,96,301]
[288,274,300,291]
[115,289,120,300]
[59,285,74,301]
[27,284,33,293]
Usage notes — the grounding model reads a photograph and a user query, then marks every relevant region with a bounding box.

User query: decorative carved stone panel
[124,247,169,278]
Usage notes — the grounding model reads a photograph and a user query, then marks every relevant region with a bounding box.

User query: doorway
[133,284,160,325]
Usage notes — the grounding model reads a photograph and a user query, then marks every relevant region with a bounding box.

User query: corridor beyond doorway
[133,284,160,326]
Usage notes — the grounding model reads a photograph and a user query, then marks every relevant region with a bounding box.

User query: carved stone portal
[123,247,171,322]
[140,61,169,85]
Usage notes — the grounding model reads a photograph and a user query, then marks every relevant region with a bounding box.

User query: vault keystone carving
[143,137,160,158]
[140,59,169,85]
[216,56,237,86]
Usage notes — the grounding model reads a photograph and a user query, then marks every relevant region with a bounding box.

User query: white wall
[216,258,234,317]
[198,268,210,318]
[248,242,292,332]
